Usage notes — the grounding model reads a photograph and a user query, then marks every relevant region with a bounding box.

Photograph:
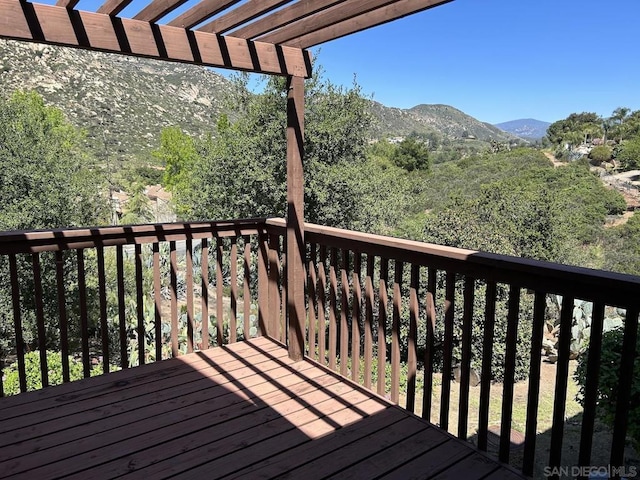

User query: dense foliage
[575,326,640,448]
[547,107,640,168]
[157,73,420,234]
[0,91,107,230]
[0,92,108,358]
[3,350,103,395]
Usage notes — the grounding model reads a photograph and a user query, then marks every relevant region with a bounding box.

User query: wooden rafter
[197,0,293,35]
[229,0,345,40]
[257,0,399,45]
[167,0,240,30]
[55,0,79,9]
[133,0,190,23]
[0,0,311,77]
[285,0,453,48]
[0,0,454,78]
[96,0,134,16]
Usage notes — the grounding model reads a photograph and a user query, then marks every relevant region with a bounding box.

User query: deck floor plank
[0,348,297,449]
[0,337,524,480]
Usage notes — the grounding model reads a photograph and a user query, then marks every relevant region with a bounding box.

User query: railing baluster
[351,252,362,383]
[407,264,419,413]
[170,241,178,357]
[477,280,497,451]
[268,233,280,341]
[280,240,286,344]
[318,245,327,365]
[77,249,90,377]
[201,239,209,348]
[135,244,145,365]
[576,301,604,477]
[9,254,27,393]
[364,254,374,390]
[116,245,128,368]
[391,260,403,404]
[242,236,251,340]
[186,238,194,352]
[458,276,475,439]
[97,247,109,373]
[423,267,437,421]
[55,251,70,383]
[216,236,224,346]
[499,284,520,462]
[548,294,574,476]
[308,243,317,360]
[230,237,238,344]
[377,258,389,397]
[329,247,338,371]
[440,271,455,430]
[152,243,162,361]
[340,249,350,377]
[610,306,639,474]
[257,231,268,336]
[523,291,547,474]
[32,253,49,386]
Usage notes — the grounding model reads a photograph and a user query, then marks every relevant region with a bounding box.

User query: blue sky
[55,0,640,124]
[308,0,640,124]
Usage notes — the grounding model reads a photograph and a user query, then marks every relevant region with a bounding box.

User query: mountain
[0,38,518,164]
[0,39,231,164]
[494,119,551,140]
[370,102,519,142]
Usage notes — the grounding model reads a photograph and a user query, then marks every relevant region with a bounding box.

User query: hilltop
[370,101,518,142]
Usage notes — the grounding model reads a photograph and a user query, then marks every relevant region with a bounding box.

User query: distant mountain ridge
[370,102,519,142]
[495,118,551,140]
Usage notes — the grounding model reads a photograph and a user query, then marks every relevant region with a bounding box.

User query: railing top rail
[0,218,270,254]
[264,218,640,308]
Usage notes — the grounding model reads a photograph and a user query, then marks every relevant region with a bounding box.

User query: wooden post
[286,75,305,361]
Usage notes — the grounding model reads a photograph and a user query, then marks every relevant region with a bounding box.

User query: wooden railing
[265,218,640,478]
[0,219,278,396]
[2,217,639,477]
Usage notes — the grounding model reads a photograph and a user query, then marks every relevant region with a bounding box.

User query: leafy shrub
[574,326,640,448]
[617,137,640,170]
[3,350,104,395]
[588,145,612,163]
[431,281,533,382]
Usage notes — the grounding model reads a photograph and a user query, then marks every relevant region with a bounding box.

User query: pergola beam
[0,0,311,77]
[257,0,398,46]
[197,0,293,35]
[96,0,134,16]
[133,0,190,23]
[229,0,345,40]
[287,0,453,48]
[167,0,240,29]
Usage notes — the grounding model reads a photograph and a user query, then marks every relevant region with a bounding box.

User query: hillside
[495,118,550,139]
[1,38,517,163]
[370,101,518,142]
[0,39,231,164]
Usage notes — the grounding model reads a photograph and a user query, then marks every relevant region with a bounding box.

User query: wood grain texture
[0,1,311,77]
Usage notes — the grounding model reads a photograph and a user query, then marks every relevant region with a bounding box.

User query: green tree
[0,91,108,230]
[616,136,640,170]
[391,137,430,172]
[158,70,417,233]
[0,91,108,357]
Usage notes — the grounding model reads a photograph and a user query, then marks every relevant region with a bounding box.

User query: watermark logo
[543,465,637,478]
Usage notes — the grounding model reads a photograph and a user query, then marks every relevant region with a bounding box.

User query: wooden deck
[0,337,524,479]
